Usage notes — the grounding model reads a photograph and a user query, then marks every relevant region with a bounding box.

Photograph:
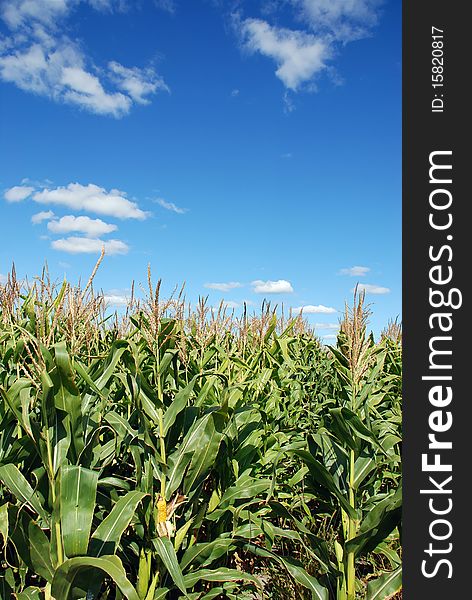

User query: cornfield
[0,264,402,600]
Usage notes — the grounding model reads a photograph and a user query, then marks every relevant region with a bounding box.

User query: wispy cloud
[4,182,148,219]
[0,273,7,284]
[204,281,243,292]
[292,304,337,314]
[322,334,337,341]
[0,1,168,117]
[103,291,132,306]
[314,322,339,330]
[293,0,381,43]
[1,0,69,29]
[355,283,390,295]
[60,63,134,117]
[31,210,55,224]
[234,1,382,93]
[47,215,118,237]
[156,198,187,214]
[4,185,34,202]
[252,279,294,294]
[108,61,168,105]
[51,236,129,255]
[238,18,329,91]
[340,265,370,277]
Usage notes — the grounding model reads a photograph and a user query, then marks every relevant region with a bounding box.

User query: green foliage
[0,275,402,599]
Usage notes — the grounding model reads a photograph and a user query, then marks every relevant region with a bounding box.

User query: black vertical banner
[403,1,467,598]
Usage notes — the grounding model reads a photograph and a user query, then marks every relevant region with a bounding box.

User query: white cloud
[103,292,131,306]
[355,283,390,295]
[239,18,329,90]
[0,1,167,117]
[294,0,381,42]
[1,0,69,30]
[31,210,55,223]
[156,198,187,214]
[0,39,136,117]
[51,236,129,255]
[204,281,243,292]
[340,265,370,277]
[231,88,240,96]
[292,304,337,314]
[32,182,148,219]
[47,215,118,237]
[4,185,34,202]
[252,279,294,294]
[61,64,132,117]
[0,42,56,95]
[314,322,339,330]
[234,1,381,93]
[322,334,337,340]
[0,273,7,284]
[108,61,168,105]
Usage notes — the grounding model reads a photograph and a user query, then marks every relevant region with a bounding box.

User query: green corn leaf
[183,415,222,498]
[74,359,107,400]
[173,517,195,553]
[8,506,54,583]
[51,555,140,600]
[183,567,261,589]
[52,342,84,461]
[180,538,235,570]
[166,414,214,499]
[366,567,402,600]
[158,349,179,377]
[15,587,43,599]
[292,450,357,519]
[60,465,98,558]
[218,473,271,509]
[152,536,187,595]
[105,411,138,440]
[0,381,39,442]
[0,464,48,522]
[0,503,7,550]
[346,486,402,557]
[163,377,197,436]
[375,543,401,568]
[90,490,147,557]
[336,407,386,454]
[353,455,377,490]
[198,589,227,600]
[93,342,128,391]
[244,543,327,600]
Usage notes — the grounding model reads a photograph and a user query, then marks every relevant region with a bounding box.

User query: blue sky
[0,0,401,340]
